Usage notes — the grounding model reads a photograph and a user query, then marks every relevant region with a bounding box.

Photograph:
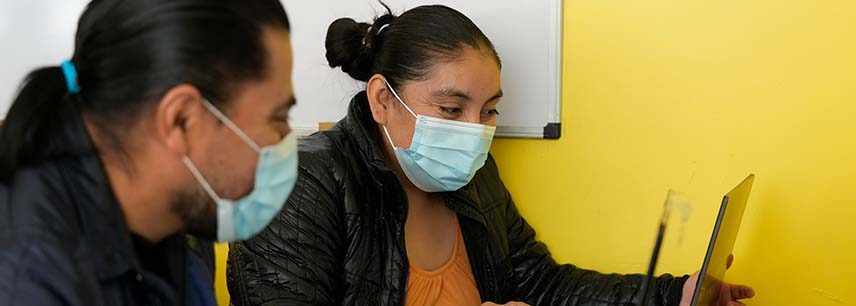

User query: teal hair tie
[60,60,80,94]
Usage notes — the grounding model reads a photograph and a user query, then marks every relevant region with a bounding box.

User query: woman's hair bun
[326,2,499,87]
[325,1,397,82]
[325,17,374,82]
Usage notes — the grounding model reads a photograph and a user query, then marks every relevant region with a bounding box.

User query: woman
[0,0,298,305]
[227,4,754,306]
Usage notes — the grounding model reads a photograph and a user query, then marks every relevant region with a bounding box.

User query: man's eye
[273,118,290,139]
[271,113,289,123]
[271,114,289,126]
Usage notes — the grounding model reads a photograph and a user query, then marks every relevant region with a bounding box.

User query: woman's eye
[483,109,500,117]
[440,107,462,115]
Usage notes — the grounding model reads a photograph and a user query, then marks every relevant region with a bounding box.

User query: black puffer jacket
[227,92,687,306]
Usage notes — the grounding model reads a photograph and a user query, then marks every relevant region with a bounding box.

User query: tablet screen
[691,174,754,306]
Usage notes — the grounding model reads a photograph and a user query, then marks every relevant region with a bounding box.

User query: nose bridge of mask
[201,99,261,153]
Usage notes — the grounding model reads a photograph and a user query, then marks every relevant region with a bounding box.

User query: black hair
[325,2,500,89]
[0,0,290,181]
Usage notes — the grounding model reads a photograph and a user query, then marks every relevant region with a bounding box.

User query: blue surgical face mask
[181,100,298,242]
[382,80,496,192]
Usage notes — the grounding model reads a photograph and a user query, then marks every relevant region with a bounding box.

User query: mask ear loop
[381,125,398,149]
[381,77,419,150]
[181,156,223,203]
[382,78,418,118]
[200,99,261,153]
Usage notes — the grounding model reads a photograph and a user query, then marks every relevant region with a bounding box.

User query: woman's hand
[482,302,530,306]
[680,255,755,306]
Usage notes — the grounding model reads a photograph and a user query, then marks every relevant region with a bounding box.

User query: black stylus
[638,191,673,306]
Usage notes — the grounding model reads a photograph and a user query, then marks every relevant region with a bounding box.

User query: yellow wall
[216,1,856,305]
[215,244,229,306]
[490,0,855,305]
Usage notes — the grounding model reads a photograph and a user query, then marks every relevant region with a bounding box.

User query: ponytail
[0,67,79,182]
[1,0,292,182]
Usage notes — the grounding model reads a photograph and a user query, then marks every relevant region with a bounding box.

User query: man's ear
[154,84,206,156]
[366,74,394,126]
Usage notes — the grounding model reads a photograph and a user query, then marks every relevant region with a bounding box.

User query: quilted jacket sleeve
[226,166,343,306]
[488,164,688,305]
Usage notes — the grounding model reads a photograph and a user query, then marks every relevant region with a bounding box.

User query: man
[0,0,297,305]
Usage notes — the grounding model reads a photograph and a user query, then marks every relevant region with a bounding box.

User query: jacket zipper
[446,193,501,302]
[387,174,410,306]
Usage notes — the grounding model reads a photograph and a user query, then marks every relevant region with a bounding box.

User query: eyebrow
[434,88,471,100]
[433,88,504,103]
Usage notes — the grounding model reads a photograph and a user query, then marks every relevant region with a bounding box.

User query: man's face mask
[381,79,496,192]
[181,99,298,242]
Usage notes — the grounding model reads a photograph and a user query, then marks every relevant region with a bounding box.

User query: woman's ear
[366,74,393,125]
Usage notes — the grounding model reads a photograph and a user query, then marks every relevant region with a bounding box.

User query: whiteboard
[1,0,562,139]
[0,0,89,118]
[284,0,563,138]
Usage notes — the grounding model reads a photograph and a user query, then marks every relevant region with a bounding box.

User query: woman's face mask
[181,99,298,242]
[381,79,496,192]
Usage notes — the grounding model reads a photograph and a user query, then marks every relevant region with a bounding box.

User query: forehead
[409,48,500,97]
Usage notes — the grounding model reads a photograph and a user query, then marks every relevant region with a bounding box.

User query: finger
[730,285,756,299]
[727,302,746,306]
[481,303,500,306]
[726,254,734,270]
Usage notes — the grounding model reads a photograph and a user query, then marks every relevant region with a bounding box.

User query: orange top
[405,220,481,306]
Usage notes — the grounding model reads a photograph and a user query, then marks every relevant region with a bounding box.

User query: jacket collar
[56,113,142,280]
[341,91,394,175]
